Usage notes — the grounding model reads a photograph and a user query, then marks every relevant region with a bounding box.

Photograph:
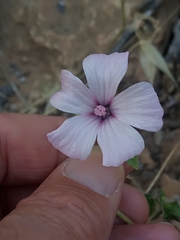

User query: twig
[129,3,180,54]
[43,107,57,116]
[145,141,180,194]
[116,210,134,224]
[128,41,140,53]
[112,0,127,48]
[120,0,126,31]
[0,91,9,100]
[19,94,49,113]
[0,63,28,108]
[7,80,28,107]
[158,4,180,32]
[19,83,59,113]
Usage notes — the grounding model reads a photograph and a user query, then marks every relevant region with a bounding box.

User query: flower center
[94,105,110,119]
[94,105,106,116]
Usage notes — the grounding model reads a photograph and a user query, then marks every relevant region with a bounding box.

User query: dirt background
[0,0,180,226]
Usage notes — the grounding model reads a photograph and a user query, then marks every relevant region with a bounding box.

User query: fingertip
[157,223,180,240]
[110,223,180,240]
[119,184,149,224]
[123,163,133,175]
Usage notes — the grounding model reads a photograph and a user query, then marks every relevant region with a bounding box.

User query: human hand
[0,113,179,240]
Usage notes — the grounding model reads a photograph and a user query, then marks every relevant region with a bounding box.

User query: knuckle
[17,186,105,239]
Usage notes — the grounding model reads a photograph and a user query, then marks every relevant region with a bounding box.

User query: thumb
[0,147,124,240]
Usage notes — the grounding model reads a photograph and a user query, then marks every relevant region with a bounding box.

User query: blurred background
[0,0,180,228]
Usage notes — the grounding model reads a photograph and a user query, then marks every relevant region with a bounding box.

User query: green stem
[116,210,134,225]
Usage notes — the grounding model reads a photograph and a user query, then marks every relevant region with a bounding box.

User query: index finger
[0,113,133,186]
[0,113,66,185]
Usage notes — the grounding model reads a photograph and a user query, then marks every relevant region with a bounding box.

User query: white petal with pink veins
[111,82,164,132]
[47,115,100,160]
[50,70,96,115]
[97,118,144,167]
[83,52,129,105]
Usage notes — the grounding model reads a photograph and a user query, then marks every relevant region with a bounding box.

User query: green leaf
[144,190,180,222]
[127,156,139,170]
[163,201,180,221]
[157,190,166,205]
[145,194,156,217]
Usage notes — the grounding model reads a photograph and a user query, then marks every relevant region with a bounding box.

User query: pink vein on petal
[83,52,129,105]
[97,117,145,167]
[47,115,100,160]
[111,82,164,132]
[50,70,96,115]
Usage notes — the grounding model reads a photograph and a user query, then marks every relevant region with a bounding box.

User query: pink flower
[47,52,163,167]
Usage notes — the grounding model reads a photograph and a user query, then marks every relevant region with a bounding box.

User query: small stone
[57,1,66,14]
[10,104,18,111]
[22,56,28,62]
[44,74,52,81]
[20,75,27,83]
[161,174,180,197]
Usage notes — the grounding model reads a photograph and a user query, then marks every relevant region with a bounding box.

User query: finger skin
[0,114,179,240]
[0,163,124,240]
[109,223,180,240]
[1,183,149,227]
[0,113,135,222]
[118,184,149,224]
[0,113,66,185]
[0,185,36,217]
[0,113,132,186]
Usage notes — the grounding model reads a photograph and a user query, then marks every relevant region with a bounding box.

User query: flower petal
[50,70,96,114]
[83,52,129,105]
[111,82,164,132]
[97,118,144,167]
[47,115,99,160]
